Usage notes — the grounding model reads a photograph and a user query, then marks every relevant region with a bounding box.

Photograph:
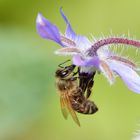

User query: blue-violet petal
[109,61,140,94]
[36,13,63,46]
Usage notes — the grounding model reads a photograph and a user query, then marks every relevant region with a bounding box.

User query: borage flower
[36,8,140,94]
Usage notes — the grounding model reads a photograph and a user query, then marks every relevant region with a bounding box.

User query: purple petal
[109,60,140,94]
[60,8,76,40]
[74,35,92,49]
[36,13,64,46]
[72,55,85,66]
[60,8,91,49]
[72,55,99,68]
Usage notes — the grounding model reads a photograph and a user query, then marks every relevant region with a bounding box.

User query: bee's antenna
[58,59,71,68]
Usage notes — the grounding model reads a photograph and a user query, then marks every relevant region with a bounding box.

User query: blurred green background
[1,0,140,140]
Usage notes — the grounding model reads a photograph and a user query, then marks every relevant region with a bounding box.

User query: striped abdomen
[71,97,98,114]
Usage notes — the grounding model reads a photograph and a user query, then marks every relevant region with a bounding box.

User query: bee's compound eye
[61,70,69,76]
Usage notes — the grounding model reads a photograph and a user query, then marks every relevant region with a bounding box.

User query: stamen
[60,36,76,47]
[88,37,140,56]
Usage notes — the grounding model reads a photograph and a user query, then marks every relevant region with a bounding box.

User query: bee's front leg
[58,59,70,68]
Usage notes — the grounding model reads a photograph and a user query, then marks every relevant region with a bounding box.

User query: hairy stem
[88,37,140,56]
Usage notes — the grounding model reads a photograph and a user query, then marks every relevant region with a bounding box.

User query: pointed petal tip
[36,13,45,25]
[60,7,69,24]
[36,12,64,46]
[37,12,42,18]
[60,7,63,12]
[60,7,65,18]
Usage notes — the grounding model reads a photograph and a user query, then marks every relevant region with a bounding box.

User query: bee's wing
[64,92,80,127]
[60,94,69,119]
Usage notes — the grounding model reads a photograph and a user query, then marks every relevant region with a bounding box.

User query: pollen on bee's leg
[100,60,114,84]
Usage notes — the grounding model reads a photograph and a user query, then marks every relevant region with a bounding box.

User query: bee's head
[55,65,75,79]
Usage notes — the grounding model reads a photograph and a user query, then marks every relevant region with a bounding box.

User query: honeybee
[55,63,98,126]
[55,64,80,126]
